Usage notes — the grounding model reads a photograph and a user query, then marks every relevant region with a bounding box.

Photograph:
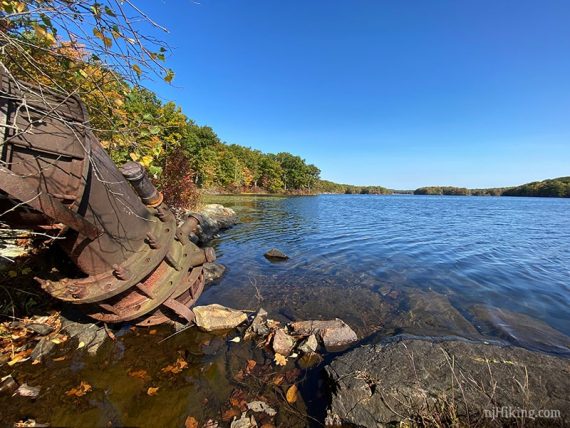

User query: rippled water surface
[203,194,570,354]
[2,194,569,427]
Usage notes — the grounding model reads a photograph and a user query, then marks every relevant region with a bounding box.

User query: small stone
[0,375,18,395]
[193,304,248,332]
[245,308,270,339]
[13,383,40,399]
[25,323,54,336]
[289,319,357,351]
[272,328,296,356]
[30,337,55,362]
[203,262,226,283]
[264,249,289,260]
[298,334,318,354]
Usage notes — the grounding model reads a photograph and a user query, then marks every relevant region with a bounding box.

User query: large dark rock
[325,337,570,427]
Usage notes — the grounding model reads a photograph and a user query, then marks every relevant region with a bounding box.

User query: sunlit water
[2,194,569,427]
[202,194,570,354]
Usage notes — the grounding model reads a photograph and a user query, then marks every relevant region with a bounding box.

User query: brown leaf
[221,408,241,421]
[272,375,284,386]
[184,416,199,428]
[53,356,66,362]
[146,386,159,396]
[286,384,298,404]
[149,329,157,335]
[128,369,149,380]
[245,359,257,374]
[161,357,188,374]
[65,381,92,397]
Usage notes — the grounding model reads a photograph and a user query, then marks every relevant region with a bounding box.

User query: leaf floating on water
[184,416,199,428]
[274,353,287,366]
[229,336,241,343]
[65,381,92,397]
[286,384,298,404]
[245,359,256,374]
[161,357,188,374]
[146,386,159,396]
[127,369,149,380]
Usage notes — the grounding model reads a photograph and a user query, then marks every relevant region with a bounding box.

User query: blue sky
[142,1,570,189]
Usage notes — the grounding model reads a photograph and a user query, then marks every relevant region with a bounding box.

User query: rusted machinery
[0,71,214,326]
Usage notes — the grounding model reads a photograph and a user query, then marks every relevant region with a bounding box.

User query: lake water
[2,194,569,427]
[202,194,570,355]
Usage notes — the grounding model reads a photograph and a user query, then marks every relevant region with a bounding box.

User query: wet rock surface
[272,328,295,356]
[326,337,570,427]
[263,249,289,261]
[193,304,248,332]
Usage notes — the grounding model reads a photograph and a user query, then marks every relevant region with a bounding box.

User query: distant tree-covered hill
[412,177,570,198]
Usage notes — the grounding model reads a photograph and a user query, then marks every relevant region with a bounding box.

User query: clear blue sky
[142,0,570,189]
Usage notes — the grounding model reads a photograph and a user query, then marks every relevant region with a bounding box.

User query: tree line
[413,177,570,198]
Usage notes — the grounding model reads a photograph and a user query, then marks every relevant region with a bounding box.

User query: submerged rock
[326,337,570,427]
[0,375,18,395]
[13,383,40,399]
[263,249,289,260]
[289,319,357,351]
[272,328,296,356]
[203,262,226,284]
[193,304,247,332]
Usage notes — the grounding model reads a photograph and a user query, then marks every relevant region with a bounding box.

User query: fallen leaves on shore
[65,381,92,397]
[161,356,188,374]
[7,349,33,366]
[146,386,159,396]
[286,385,298,404]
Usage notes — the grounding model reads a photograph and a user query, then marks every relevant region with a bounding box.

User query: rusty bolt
[146,232,160,249]
[112,264,130,281]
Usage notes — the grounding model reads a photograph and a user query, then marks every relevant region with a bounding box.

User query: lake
[202,194,570,355]
[2,194,569,427]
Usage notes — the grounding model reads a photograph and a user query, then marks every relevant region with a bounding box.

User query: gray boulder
[326,337,570,427]
[189,204,237,244]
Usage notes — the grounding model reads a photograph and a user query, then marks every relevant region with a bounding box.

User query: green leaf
[150,126,161,135]
[164,69,174,83]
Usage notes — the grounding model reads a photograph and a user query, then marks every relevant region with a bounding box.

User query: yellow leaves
[93,28,113,48]
[146,386,159,396]
[286,384,298,404]
[7,349,32,366]
[274,353,287,366]
[141,155,153,168]
[129,152,140,161]
[65,381,92,397]
[32,24,55,44]
[161,357,188,374]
